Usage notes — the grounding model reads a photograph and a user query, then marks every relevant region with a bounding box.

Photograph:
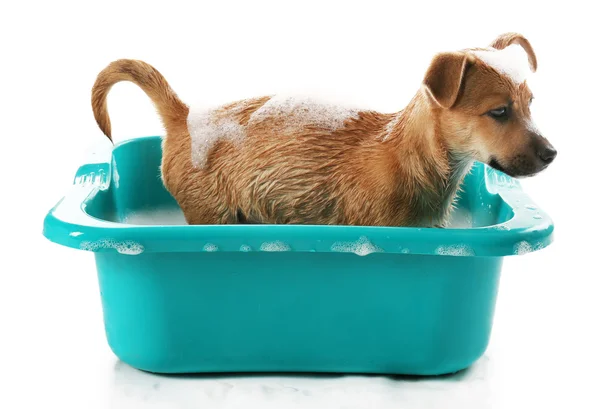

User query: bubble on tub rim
[80,239,144,255]
[435,244,475,257]
[203,243,219,252]
[493,224,510,231]
[116,241,144,255]
[513,241,533,255]
[331,236,383,256]
[260,241,291,252]
[80,240,99,251]
[400,248,410,254]
[240,244,252,252]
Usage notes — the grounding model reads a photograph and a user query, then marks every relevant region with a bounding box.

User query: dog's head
[422,32,556,177]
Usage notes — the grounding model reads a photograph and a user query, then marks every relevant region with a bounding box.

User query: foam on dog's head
[471,44,532,84]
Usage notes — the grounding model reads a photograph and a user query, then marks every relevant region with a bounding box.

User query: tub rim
[42,136,554,257]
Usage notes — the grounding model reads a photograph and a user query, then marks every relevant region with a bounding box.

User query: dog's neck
[383,91,473,227]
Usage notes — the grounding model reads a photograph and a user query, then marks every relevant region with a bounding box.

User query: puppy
[91,32,556,227]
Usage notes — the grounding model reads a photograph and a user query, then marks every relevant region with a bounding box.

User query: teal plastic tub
[43,136,554,375]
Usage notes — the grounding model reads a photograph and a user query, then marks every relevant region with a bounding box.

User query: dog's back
[177,95,402,225]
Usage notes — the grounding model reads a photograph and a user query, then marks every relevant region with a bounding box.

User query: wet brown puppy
[92,32,556,227]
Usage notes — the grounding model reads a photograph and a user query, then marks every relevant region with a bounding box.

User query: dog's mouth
[488,157,549,178]
[488,158,508,174]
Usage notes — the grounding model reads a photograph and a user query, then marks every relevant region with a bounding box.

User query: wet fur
[91,33,551,227]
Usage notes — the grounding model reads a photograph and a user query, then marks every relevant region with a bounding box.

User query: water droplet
[533,214,542,219]
[525,205,537,210]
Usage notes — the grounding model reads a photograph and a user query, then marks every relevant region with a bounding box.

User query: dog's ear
[423,52,470,109]
[489,32,537,72]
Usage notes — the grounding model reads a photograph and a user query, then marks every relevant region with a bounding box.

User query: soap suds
[514,241,545,255]
[260,241,291,252]
[80,239,144,255]
[69,232,84,237]
[187,103,248,168]
[513,241,533,255]
[112,161,120,188]
[203,243,219,252]
[248,94,361,133]
[493,225,511,231]
[435,244,475,257]
[331,236,383,256]
[472,44,532,84]
[188,94,363,167]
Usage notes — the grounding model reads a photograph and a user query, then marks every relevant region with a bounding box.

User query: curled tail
[91,59,188,142]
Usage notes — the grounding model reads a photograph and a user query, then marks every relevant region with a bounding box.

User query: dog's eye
[488,107,508,119]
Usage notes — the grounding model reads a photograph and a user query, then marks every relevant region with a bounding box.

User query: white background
[2,1,599,408]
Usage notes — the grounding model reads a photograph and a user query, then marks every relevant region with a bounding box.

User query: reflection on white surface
[110,357,492,408]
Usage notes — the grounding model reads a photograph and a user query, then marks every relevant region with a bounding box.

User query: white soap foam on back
[260,241,291,252]
[435,244,475,257]
[249,94,361,133]
[187,94,364,167]
[80,239,144,255]
[331,236,383,256]
[122,208,188,225]
[187,104,247,168]
[472,44,532,84]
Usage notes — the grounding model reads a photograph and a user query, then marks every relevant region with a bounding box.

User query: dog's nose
[537,145,557,164]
